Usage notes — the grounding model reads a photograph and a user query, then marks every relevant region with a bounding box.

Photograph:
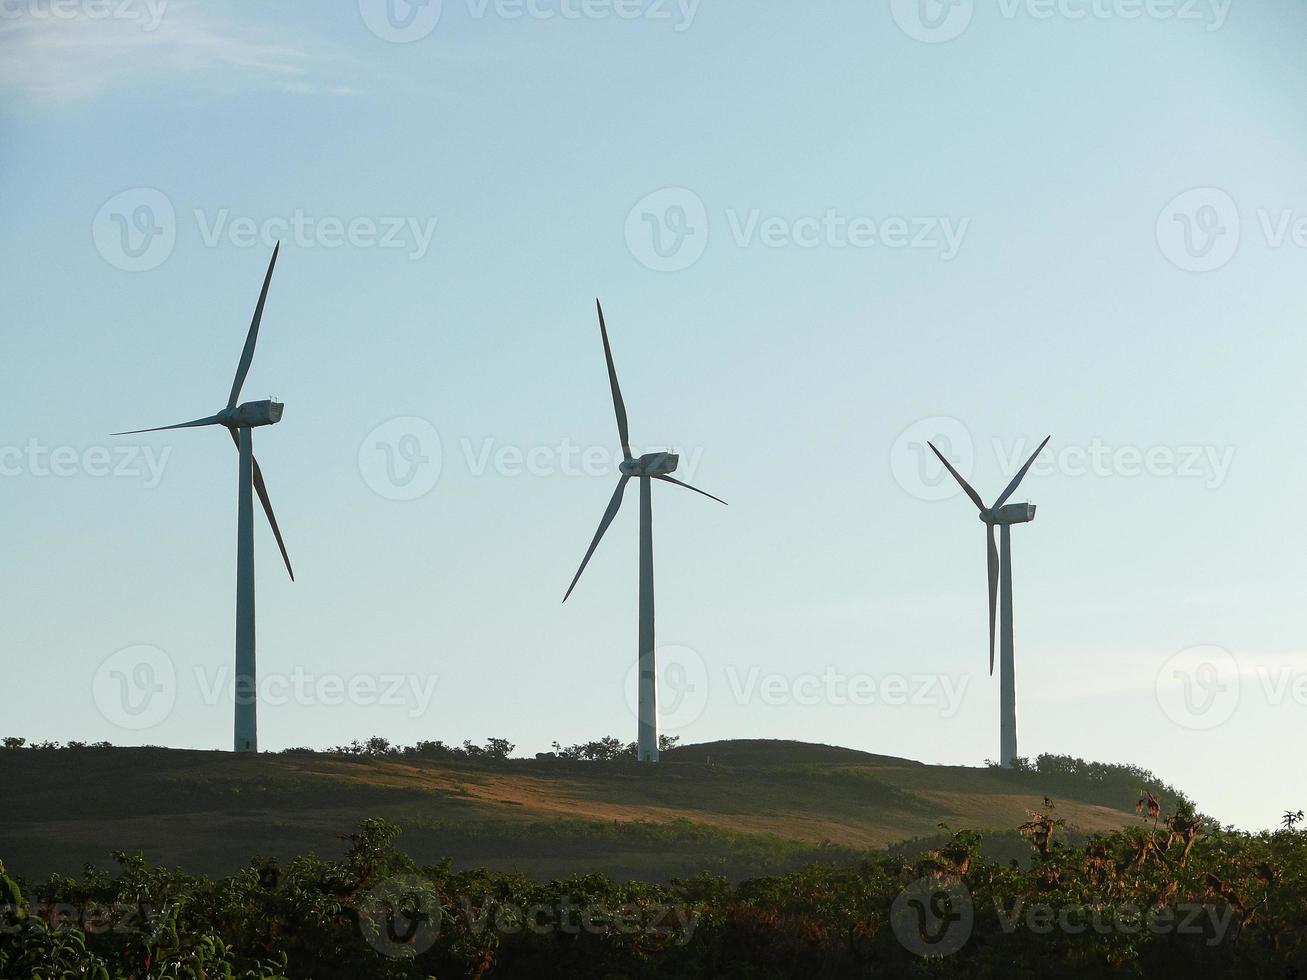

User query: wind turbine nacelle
[222,400,284,428]
[993,502,1036,525]
[621,452,679,477]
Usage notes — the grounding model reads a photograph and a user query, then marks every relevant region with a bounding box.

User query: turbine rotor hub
[621,451,679,477]
[989,502,1037,525]
[219,399,284,428]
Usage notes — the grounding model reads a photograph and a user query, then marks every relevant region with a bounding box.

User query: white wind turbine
[930,436,1050,767]
[563,301,726,762]
[115,244,293,753]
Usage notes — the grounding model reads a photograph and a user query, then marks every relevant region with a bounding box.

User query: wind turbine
[114,244,293,753]
[929,435,1050,768]
[563,300,726,763]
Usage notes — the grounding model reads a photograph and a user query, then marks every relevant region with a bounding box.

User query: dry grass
[0,741,1157,881]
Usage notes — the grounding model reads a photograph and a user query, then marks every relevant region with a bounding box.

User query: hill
[0,739,1191,883]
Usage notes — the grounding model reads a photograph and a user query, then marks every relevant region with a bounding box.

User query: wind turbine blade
[563,476,630,602]
[252,457,294,581]
[987,525,998,675]
[927,441,985,512]
[228,429,293,580]
[993,435,1051,509]
[112,415,224,436]
[652,474,728,506]
[596,300,632,460]
[227,242,280,410]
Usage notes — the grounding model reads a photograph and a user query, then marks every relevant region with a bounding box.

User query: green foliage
[322,736,517,761]
[7,733,673,765]
[989,753,1195,815]
[5,807,1307,978]
[3,737,115,751]
[550,736,634,761]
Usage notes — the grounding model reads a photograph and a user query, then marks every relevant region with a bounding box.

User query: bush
[5,802,1307,978]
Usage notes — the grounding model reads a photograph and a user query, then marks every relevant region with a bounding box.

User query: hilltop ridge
[0,739,1191,882]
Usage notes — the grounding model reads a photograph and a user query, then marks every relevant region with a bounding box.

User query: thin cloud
[0,1,353,103]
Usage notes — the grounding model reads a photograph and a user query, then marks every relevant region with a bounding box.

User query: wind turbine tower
[115,244,293,753]
[563,301,726,762]
[930,436,1049,767]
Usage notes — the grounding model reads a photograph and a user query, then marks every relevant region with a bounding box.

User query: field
[10,740,1304,978]
[0,739,1190,882]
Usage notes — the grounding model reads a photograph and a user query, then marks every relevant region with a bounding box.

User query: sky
[2,0,1306,832]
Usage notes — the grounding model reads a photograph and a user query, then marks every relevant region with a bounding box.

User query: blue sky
[2,0,1306,831]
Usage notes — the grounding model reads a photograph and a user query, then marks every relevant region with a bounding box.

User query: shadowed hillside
[0,740,1193,883]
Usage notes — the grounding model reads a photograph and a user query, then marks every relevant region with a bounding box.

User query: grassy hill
[0,739,1191,883]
